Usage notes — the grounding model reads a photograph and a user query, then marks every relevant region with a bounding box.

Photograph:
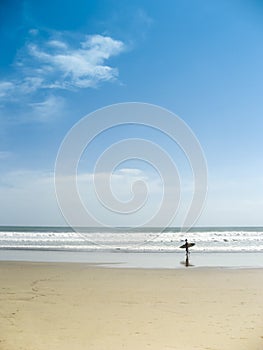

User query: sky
[0,0,263,227]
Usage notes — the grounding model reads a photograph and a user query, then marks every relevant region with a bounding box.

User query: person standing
[185,239,189,266]
[180,238,195,266]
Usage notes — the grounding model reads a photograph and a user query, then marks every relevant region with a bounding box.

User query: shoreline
[1,260,263,274]
[0,249,263,269]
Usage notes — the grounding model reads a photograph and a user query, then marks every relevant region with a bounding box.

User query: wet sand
[0,262,262,350]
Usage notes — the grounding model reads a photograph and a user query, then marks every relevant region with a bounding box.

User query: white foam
[0,229,263,253]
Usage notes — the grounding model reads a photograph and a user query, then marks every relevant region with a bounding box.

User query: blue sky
[0,0,263,226]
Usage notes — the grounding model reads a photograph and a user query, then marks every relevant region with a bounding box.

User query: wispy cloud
[0,93,66,124]
[0,32,126,97]
[0,82,15,98]
[136,9,154,28]
[0,31,126,123]
[0,170,64,225]
[28,95,65,122]
[26,34,125,90]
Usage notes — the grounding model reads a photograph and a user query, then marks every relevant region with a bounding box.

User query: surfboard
[179,242,195,249]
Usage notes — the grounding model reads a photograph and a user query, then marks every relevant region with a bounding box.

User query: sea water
[0,226,263,252]
[0,226,262,267]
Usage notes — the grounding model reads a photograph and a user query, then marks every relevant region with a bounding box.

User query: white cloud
[0,93,65,123]
[29,28,39,36]
[136,9,154,27]
[29,95,65,122]
[0,169,155,226]
[0,170,65,226]
[0,32,126,98]
[0,82,15,98]
[26,34,125,89]
[117,168,143,176]
[47,40,68,50]
[0,78,44,103]
[0,32,126,123]
[19,77,44,94]
[2,167,263,227]
[55,169,164,227]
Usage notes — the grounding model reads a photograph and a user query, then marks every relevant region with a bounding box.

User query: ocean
[0,226,262,268]
[0,226,263,252]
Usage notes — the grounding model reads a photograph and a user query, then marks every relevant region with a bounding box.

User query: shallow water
[0,250,262,269]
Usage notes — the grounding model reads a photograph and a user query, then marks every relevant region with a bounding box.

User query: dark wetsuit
[185,239,189,266]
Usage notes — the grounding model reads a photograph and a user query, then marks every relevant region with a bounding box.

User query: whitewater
[0,226,263,253]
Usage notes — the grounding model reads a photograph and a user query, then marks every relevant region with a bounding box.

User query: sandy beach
[0,262,262,350]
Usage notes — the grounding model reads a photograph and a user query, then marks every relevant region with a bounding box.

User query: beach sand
[0,262,262,350]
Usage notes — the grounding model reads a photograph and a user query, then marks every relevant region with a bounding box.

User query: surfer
[185,239,189,266]
[185,239,189,254]
[179,239,195,267]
